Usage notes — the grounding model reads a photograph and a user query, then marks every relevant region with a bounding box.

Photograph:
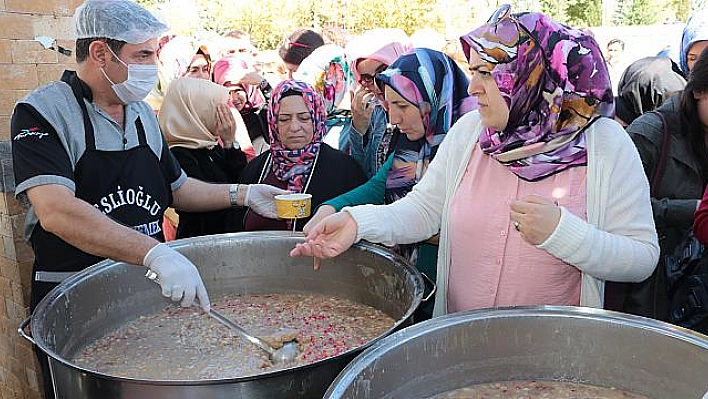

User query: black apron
[30,71,171,310]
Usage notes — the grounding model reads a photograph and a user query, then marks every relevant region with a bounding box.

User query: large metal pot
[325,306,708,399]
[19,232,424,399]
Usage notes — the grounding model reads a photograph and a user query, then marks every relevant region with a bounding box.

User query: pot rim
[325,305,708,396]
[26,231,425,385]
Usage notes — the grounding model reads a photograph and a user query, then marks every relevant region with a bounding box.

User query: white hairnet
[74,0,168,44]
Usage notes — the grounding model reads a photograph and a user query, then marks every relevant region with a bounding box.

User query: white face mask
[101,46,158,104]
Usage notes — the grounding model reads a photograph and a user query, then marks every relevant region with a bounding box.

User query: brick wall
[0,1,81,398]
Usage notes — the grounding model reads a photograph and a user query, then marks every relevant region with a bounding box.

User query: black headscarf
[615,56,686,125]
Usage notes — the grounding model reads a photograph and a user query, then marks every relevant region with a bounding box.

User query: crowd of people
[11,0,708,396]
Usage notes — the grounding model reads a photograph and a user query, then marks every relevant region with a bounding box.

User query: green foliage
[198,0,289,49]
[135,0,690,47]
[612,0,634,24]
[627,0,663,24]
[565,0,602,26]
[537,0,568,23]
[672,0,691,21]
[135,0,160,8]
[138,0,450,50]
[613,0,663,25]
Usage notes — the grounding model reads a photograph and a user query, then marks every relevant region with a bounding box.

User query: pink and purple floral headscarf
[267,79,327,193]
[460,7,614,181]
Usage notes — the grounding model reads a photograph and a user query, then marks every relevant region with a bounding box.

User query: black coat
[171,145,247,238]
[612,96,708,320]
[241,107,269,143]
[236,144,366,231]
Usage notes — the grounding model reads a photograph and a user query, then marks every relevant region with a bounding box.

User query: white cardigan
[346,111,659,316]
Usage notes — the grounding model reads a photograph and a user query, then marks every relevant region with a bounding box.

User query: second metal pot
[325,306,708,399]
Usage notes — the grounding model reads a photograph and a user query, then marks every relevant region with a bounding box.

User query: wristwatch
[229,184,240,207]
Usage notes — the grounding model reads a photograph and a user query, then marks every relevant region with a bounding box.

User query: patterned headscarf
[680,8,708,75]
[376,48,477,203]
[460,6,614,181]
[293,44,354,126]
[267,80,327,193]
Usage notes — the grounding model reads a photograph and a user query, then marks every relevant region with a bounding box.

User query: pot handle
[421,272,437,302]
[18,316,35,345]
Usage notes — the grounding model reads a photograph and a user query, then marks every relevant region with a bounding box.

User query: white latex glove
[246,184,290,218]
[143,243,211,312]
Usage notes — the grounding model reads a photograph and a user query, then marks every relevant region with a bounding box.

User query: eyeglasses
[488,3,512,25]
[485,4,551,74]
[358,63,387,85]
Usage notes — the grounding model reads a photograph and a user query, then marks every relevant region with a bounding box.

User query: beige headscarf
[159,77,236,149]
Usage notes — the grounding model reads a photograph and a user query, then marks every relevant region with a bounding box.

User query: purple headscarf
[267,80,327,193]
[460,7,614,181]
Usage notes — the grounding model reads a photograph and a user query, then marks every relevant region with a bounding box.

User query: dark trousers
[31,280,59,399]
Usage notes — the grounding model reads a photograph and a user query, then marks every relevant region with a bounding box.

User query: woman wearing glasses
[291,6,659,316]
[339,29,412,178]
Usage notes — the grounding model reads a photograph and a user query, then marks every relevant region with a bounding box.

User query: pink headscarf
[345,28,413,83]
[212,56,266,110]
[157,36,196,82]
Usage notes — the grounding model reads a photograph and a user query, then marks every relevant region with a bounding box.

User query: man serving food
[10,1,287,396]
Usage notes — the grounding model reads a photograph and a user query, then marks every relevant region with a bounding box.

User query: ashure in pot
[19,232,424,399]
[324,306,708,399]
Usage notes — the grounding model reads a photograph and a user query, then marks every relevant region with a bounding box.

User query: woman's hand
[351,87,376,134]
[215,103,236,147]
[289,212,358,270]
[303,205,336,234]
[510,195,561,246]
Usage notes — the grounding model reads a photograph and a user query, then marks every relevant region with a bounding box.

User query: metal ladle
[146,270,298,364]
[206,307,298,364]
